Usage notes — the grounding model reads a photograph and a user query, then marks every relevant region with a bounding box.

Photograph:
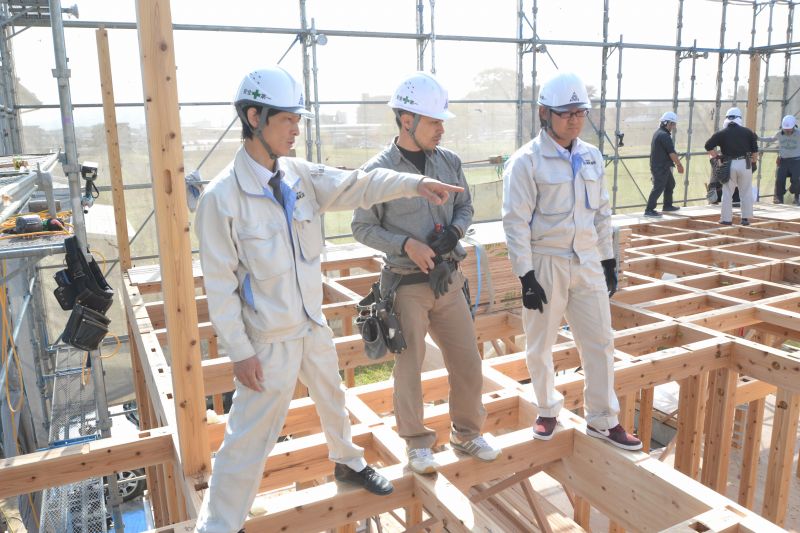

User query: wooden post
[638,387,654,453]
[573,495,591,529]
[95,27,132,273]
[405,502,423,529]
[745,53,760,131]
[135,0,210,478]
[738,398,764,510]
[674,373,707,478]
[701,368,738,492]
[762,388,800,526]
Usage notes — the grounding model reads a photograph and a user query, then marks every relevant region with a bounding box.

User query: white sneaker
[450,435,502,462]
[407,448,438,474]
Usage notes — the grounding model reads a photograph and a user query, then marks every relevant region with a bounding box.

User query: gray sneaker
[450,435,501,461]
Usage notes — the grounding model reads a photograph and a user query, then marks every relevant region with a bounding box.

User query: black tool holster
[53,236,114,314]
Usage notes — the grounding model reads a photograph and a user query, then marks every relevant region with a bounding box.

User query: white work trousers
[195,323,366,533]
[522,254,620,430]
[721,159,754,222]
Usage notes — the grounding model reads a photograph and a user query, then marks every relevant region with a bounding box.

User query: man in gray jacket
[351,72,501,475]
[194,66,462,533]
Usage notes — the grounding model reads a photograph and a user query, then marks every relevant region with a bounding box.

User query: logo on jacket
[295,191,305,200]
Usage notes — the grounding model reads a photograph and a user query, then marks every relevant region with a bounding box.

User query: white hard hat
[538,72,591,111]
[234,66,313,119]
[781,114,797,129]
[660,111,678,123]
[388,72,455,120]
[725,107,743,119]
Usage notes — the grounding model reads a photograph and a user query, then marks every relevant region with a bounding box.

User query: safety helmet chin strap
[254,107,280,161]
[542,109,568,144]
[396,110,433,156]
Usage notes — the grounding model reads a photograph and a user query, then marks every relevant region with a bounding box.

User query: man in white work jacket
[501,71,641,451]
[194,66,462,533]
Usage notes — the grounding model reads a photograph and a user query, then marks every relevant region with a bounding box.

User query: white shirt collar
[242,147,277,188]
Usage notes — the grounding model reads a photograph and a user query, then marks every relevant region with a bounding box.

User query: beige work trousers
[721,159,754,222]
[195,323,366,533]
[392,270,486,450]
[522,254,620,430]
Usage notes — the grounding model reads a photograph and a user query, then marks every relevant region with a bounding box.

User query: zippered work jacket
[502,130,613,277]
[195,147,422,362]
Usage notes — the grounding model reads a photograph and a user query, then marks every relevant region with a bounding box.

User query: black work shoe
[740,218,750,226]
[334,463,394,495]
[643,209,662,218]
[662,205,680,212]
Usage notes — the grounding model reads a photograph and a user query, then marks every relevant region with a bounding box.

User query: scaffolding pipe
[713,0,728,131]
[671,0,685,114]
[515,0,524,149]
[598,0,610,153]
[781,2,793,114]
[733,42,742,106]
[682,42,700,207]
[0,21,20,153]
[299,0,313,161]
[756,2,775,196]
[531,0,538,136]
[416,0,424,71]
[611,37,623,214]
[48,0,87,250]
[310,18,322,163]
[429,0,436,73]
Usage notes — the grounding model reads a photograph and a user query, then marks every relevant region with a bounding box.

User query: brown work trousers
[391,269,486,450]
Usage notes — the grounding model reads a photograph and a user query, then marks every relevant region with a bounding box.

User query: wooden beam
[746,53,760,130]
[0,428,174,499]
[95,27,131,272]
[700,368,738,492]
[413,472,506,532]
[761,388,800,525]
[738,398,765,510]
[135,0,210,477]
[638,387,654,453]
[674,372,708,479]
[731,340,800,394]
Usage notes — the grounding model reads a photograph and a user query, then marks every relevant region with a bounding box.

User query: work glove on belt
[520,270,547,313]
[427,225,461,256]
[429,259,454,299]
[601,258,618,297]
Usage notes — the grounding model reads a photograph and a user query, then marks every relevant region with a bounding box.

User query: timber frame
[3,207,800,532]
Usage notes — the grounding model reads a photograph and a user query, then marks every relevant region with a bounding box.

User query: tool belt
[54,236,114,351]
[393,260,458,287]
[355,277,406,360]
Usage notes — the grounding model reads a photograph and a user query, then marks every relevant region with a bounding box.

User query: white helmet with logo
[538,72,591,112]
[234,66,313,119]
[660,111,678,124]
[388,72,455,120]
[725,107,743,119]
[781,114,797,129]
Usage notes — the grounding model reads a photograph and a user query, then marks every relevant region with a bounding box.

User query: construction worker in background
[704,107,759,225]
[644,111,684,217]
[760,114,800,205]
[351,72,502,475]
[501,71,642,451]
[194,66,463,533]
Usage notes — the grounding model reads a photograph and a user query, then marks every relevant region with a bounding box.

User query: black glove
[429,260,453,299]
[752,162,757,173]
[520,270,547,313]
[427,225,461,256]
[600,258,618,297]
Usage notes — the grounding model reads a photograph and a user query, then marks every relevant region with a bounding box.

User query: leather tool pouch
[53,236,114,314]
[60,303,111,351]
